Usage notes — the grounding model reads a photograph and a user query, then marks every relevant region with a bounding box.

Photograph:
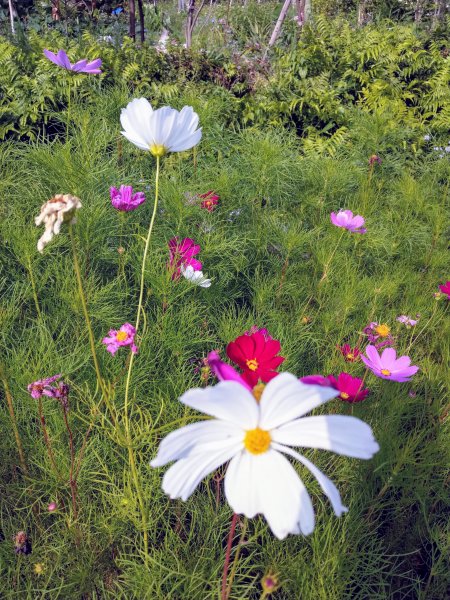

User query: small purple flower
[396,315,418,327]
[244,326,273,341]
[27,374,62,399]
[43,49,102,74]
[330,210,366,234]
[363,322,394,349]
[110,185,146,211]
[361,345,419,382]
[102,323,138,355]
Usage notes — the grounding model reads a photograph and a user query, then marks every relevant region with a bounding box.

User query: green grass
[0,82,449,599]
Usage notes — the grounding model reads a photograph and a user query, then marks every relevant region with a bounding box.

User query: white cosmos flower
[120,98,202,156]
[151,373,380,540]
[180,264,211,288]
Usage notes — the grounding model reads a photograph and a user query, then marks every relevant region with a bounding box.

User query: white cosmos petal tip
[181,264,211,288]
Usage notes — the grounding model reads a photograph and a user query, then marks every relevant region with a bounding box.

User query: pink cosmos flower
[199,191,219,212]
[328,373,370,403]
[368,154,382,166]
[168,237,202,279]
[226,331,285,387]
[43,49,102,74]
[244,326,273,341]
[102,323,138,355]
[438,281,450,299]
[207,351,252,390]
[330,210,366,234]
[27,374,62,399]
[300,375,336,388]
[361,345,419,382]
[110,185,145,211]
[396,315,418,327]
[337,343,361,362]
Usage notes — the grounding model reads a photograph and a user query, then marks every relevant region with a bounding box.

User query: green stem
[318,229,345,286]
[123,154,161,559]
[26,256,42,319]
[1,368,28,475]
[66,76,72,140]
[69,225,105,397]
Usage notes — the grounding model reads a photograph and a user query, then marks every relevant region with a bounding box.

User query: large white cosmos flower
[120,98,202,156]
[151,373,379,539]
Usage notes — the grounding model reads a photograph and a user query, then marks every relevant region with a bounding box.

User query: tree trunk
[357,0,367,26]
[414,0,423,22]
[178,0,185,12]
[293,0,305,26]
[129,0,136,41]
[51,0,61,20]
[8,0,16,35]
[137,0,145,42]
[432,0,446,27]
[185,0,195,48]
[304,0,311,23]
[265,0,292,55]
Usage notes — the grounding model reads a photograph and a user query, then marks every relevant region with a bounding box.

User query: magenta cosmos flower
[27,374,62,399]
[330,210,366,234]
[44,49,102,74]
[102,323,138,355]
[328,373,370,403]
[110,185,146,212]
[438,281,450,299]
[361,345,419,382]
[168,237,202,279]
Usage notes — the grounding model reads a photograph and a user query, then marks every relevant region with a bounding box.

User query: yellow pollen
[375,324,390,337]
[244,428,271,454]
[252,382,266,402]
[340,392,350,399]
[246,358,259,371]
[116,331,128,342]
[381,369,391,376]
[346,353,354,360]
[150,144,167,157]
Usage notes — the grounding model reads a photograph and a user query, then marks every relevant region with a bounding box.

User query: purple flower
[102,323,138,355]
[27,374,62,399]
[330,210,366,234]
[244,326,273,341]
[207,351,252,390]
[396,315,418,327]
[363,322,394,348]
[300,375,336,388]
[43,49,102,74]
[110,185,146,211]
[361,345,419,382]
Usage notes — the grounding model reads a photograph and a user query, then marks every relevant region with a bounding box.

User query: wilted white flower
[35,194,82,253]
[120,98,202,156]
[181,264,211,288]
[151,374,379,539]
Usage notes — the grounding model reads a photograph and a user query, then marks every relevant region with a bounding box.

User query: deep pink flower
[337,343,361,362]
[168,237,202,279]
[328,373,370,403]
[207,351,252,390]
[330,210,366,234]
[361,345,419,382]
[199,190,219,212]
[110,185,145,211]
[438,281,450,299]
[102,323,138,355]
[226,332,285,387]
[27,374,62,399]
[43,49,102,74]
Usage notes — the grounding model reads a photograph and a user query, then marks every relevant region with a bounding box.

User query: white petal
[150,419,242,467]
[169,127,202,153]
[180,381,259,429]
[161,438,240,501]
[272,415,380,459]
[120,130,151,151]
[225,449,314,539]
[273,443,348,517]
[259,373,338,430]
[120,98,154,149]
[150,106,178,147]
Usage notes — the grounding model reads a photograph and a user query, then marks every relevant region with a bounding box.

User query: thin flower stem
[37,398,60,479]
[66,76,72,140]
[62,409,77,521]
[69,225,105,398]
[318,230,345,286]
[123,154,160,560]
[226,516,248,598]
[221,512,239,600]
[1,369,28,475]
[406,303,445,354]
[26,256,42,319]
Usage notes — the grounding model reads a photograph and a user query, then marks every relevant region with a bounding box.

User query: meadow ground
[0,27,450,600]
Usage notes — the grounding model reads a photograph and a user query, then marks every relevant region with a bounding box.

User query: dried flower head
[35,194,82,253]
[261,570,280,595]
[14,531,32,555]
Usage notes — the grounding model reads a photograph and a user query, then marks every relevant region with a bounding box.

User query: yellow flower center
[346,353,354,360]
[244,428,271,454]
[116,331,128,342]
[375,324,390,337]
[246,358,259,371]
[381,369,391,376]
[150,144,167,157]
[340,392,350,399]
[252,382,265,402]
